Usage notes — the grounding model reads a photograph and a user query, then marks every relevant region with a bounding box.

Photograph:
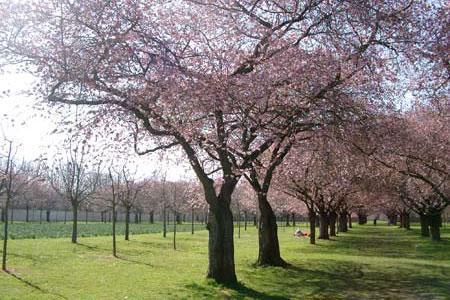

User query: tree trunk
[348,213,352,228]
[85,209,88,224]
[163,206,167,238]
[26,205,30,222]
[191,208,195,235]
[338,212,348,232]
[429,214,441,241]
[46,210,51,222]
[72,205,78,244]
[134,213,139,224]
[308,210,316,245]
[64,210,67,224]
[150,211,154,224]
[329,211,337,237]
[125,207,130,241]
[318,212,329,239]
[112,202,117,257]
[292,212,296,227]
[2,196,11,270]
[10,207,13,224]
[253,214,257,227]
[404,212,410,230]
[173,211,177,250]
[205,195,237,284]
[257,193,288,267]
[285,213,290,227]
[419,214,430,237]
[244,211,247,231]
[357,213,367,225]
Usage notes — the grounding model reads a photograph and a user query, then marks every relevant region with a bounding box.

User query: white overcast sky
[0,70,192,181]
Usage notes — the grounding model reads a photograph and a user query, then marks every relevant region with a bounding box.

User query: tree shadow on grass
[5,270,68,300]
[185,282,290,300]
[115,255,153,267]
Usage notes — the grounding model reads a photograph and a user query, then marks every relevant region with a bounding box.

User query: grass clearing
[0,224,449,299]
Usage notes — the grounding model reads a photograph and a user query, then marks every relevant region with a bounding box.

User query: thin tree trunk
[163,206,167,238]
[112,202,117,257]
[173,211,177,250]
[64,210,67,224]
[26,205,30,222]
[10,207,13,224]
[72,204,78,243]
[292,212,296,227]
[2,196,11,270]
[244,211,247,231]
[46,210,51,222]
[125,207,130,241]
[191,208,195,235]
[256,193,288,267]
[85,209,88,224]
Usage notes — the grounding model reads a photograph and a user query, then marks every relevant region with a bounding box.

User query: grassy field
[0,224,449,299]
[0,221,206,239]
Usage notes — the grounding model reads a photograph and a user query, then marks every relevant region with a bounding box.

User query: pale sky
[0,70,192,181]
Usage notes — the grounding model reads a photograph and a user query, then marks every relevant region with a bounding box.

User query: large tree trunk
[429,214,441,241]
[338,212,348,233]
[257,193,288,267]
[72,204,78,244]
[419,214,430,237]
[205,194,237,285]
[125,207,130,241]
[308,210,316,245]
[329,211,337,237]
[318,211,329,239]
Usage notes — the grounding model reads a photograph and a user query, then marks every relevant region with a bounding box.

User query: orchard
[0,1,448,299]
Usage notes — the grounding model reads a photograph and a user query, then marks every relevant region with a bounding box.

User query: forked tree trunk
[205,193,237,285]
[72,204,78,244]
[257,193,288,267]
[329,211,337,237]
[419,214,430,237]
[429,214,441,241]
[318,212,329,239]
[308,210,316,245]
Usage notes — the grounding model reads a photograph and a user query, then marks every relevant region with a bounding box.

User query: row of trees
[1,0,448,284]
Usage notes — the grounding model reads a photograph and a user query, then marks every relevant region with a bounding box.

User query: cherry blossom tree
[1,0,444,283]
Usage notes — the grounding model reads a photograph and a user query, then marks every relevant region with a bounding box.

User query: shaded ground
[0,223,449,299]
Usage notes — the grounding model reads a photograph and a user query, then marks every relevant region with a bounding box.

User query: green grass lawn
[0,224,449,299]
[0,221,206,239]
